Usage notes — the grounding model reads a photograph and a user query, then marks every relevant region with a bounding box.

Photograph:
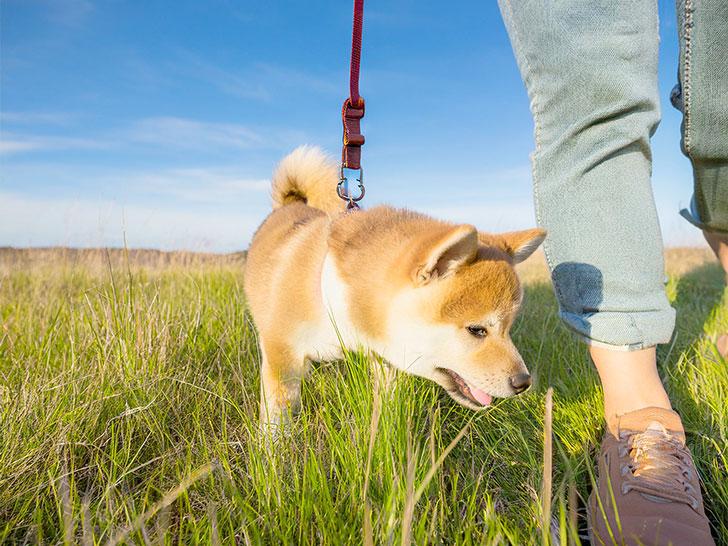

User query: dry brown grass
[0,246,246,276]
[2,245,712,282]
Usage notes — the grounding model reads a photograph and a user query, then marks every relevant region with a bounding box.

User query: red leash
[338,0,365,209]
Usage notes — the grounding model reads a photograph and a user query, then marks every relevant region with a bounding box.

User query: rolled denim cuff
[681,160,728,234]
[551,262,675,351]
[559,308,676,351]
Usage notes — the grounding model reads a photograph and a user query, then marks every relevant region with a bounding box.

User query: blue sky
[1,0,704,252]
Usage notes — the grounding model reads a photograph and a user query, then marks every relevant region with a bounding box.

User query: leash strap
[341,0,365,172]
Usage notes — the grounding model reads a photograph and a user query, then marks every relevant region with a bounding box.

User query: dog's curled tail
[271,146,347,215]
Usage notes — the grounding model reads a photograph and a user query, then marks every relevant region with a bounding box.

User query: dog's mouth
[438,368,493,408]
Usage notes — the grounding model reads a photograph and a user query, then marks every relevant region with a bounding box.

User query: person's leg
[704,230,728,360]
[497,1,714,543]
[673,0,728,236]
[672,0,728,356]
[497,0,674,409]
[703,231,728,282]
[704,230,728,356]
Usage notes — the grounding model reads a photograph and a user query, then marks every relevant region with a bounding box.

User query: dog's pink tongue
[470,386,492,406]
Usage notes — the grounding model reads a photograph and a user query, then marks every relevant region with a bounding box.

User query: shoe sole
[587,490,604,546]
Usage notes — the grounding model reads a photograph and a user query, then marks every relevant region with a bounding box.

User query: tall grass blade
[542,387,553,546]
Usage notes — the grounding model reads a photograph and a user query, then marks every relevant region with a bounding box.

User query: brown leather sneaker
[587,407,715,546]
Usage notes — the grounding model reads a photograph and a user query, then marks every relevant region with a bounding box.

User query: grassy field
[1,247,726,545]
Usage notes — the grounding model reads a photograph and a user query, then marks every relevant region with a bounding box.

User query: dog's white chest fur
[318,254,426,374]
[310,253,362,358]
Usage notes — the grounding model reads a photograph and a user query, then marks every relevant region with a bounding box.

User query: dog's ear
[415,224,478,284]
[497,228,547,264]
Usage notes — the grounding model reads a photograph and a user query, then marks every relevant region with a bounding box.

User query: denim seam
[502,0,567,318]
[628,312,647,348]
[502,0,560,299]
[563,317,653,351]
[568,329,648,352]
[682,0,694,154]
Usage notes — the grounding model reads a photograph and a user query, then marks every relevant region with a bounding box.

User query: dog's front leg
[258,337,303,438]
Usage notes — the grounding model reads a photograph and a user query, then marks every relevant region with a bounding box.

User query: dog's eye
[466,325,487,338]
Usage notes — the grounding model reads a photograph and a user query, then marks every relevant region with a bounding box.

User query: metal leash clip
[337,165,365,210]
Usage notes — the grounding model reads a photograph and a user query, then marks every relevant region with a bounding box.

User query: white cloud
[1,114,307,158]
[1,111,78,125]
[0,133,110,156]
[0,191,262,252]
[124,117,267,151]
[185,60,273,102]
[100,167,270,204]
[0,141,40,154]
[1,161,272,210]
[178,54,339,102]
[0,187,709,252]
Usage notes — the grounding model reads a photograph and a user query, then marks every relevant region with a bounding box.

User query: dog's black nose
[509,373,532,394]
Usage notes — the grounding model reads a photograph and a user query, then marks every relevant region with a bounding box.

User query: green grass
[0,249,726,544]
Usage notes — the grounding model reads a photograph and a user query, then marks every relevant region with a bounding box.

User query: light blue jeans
[673,0,728,234]
[498,0,728,349]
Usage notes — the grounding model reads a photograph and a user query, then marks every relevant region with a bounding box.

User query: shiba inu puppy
[245,146,546,432]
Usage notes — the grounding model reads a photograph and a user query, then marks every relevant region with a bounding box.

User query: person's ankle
[703,230,728,357]
[590,345,672,422]
[717,334,728,357]
[603,399,672,425]
[703,229,728,283]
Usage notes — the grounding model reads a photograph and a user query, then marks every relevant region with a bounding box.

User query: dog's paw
[257,410,293,450]
[258,422,282,451]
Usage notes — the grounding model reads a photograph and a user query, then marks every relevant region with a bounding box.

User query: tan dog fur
[245,146,546,431]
